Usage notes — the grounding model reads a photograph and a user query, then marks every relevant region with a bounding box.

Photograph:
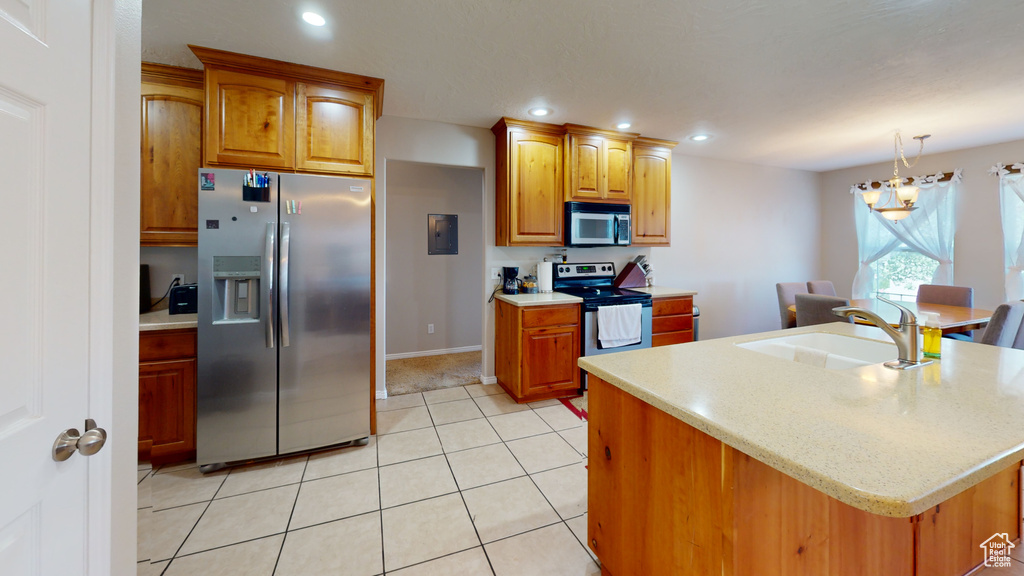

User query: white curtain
[851,187,901,299]
[993,164,1024,300]
[873,169,961,286]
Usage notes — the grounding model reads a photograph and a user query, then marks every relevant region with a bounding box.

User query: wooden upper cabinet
[565,125,635,204]
[190,45,384,176]
[631,137,677,246]
[605,138,632,202]
[567,135,602,201]
[140,63,204,247]
[493,118,564,246]
[295,82,374,175]
[206,67,294,169]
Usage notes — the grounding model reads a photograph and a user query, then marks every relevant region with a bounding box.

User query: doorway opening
[384,160,484,396]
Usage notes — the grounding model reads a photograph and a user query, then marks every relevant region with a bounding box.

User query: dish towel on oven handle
[597,303,642,348]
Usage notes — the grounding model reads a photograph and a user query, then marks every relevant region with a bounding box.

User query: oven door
[568,212,616,246]
[580,304,652,389]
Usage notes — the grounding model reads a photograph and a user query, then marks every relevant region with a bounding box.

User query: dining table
[790,298,993,336]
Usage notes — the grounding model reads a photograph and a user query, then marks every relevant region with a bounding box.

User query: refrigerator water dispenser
[212,255,261,323]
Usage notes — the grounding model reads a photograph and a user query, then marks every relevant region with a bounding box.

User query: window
[873,245,938,302]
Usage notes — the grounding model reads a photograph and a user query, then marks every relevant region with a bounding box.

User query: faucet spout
[831,297,930,370]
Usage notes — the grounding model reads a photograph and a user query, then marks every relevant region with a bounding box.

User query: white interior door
[0,1,113,574]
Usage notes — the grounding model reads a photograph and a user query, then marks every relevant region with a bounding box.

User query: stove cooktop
[554,285,652,309]
[555,286,647,299]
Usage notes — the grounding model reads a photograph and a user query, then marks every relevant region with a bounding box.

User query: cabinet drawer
[653,330,693,347]
[140,329,197,362]
[653,314,693,334]
[653,296,692,317]
[522,305,579,328]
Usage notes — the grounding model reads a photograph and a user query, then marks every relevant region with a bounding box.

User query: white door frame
[87,1,140,574]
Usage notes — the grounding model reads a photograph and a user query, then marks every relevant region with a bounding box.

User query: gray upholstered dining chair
[979,301,1024,349]
[807,280,837,296]
[917,284,975,340]
[795,294,853,327]
[777,282,808,329]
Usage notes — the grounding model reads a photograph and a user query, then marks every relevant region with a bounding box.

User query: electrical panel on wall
[428,214,458,255]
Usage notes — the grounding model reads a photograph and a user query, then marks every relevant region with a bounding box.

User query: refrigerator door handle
[280,222,291,348]
[265,222,276,348]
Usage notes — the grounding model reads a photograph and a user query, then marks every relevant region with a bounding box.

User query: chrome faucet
[832,297,932,370]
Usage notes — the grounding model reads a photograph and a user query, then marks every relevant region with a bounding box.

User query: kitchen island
[580,322,1024,575]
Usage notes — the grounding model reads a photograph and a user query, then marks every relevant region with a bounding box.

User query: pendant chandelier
[859,131,930,221]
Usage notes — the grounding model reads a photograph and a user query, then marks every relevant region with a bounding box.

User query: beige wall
[385,161,484,355]
[650,155,822,337]
[375,116,824,395]
[820,138,1024,310]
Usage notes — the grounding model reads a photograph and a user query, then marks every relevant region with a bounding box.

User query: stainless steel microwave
[564,202,631,247]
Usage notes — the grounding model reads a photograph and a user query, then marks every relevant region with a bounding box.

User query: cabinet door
[632,145,672,246]
[604,138,632,202]
[140,81,203,246]
[295,82,374,175]
[139,358,196,464]
[206,68,294,169]
[509,130,563,245]
[567,135,603,201]
[521,325,579,395]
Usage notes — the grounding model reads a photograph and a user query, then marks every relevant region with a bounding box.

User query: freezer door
[277,173,371,453]
[197,168,279,465]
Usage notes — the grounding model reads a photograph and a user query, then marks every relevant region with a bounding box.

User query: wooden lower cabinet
[588,376,1020,576]
[495,300,580,402]
[139,329,197,465]
[652,295,694,346]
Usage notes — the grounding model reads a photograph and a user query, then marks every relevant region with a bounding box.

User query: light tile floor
[137,384,597,575]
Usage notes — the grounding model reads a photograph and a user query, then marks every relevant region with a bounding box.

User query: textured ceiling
[142,0,1024,172]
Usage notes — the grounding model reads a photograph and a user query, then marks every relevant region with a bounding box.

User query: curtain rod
[991,163,1024,176]
[852,171,957,191]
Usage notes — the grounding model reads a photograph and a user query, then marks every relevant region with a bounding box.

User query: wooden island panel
[588,376,1020,576]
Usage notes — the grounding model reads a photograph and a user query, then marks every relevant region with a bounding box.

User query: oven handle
[583,299,652,312]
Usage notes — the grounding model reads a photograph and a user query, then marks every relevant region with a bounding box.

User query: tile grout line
[490,399,598,565]
[437,393,499,575]
[159,468,228,570]
[270,455,310,575]
[530,402,597,565]
[376,427,386,576]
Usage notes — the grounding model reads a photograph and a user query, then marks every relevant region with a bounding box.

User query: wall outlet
[172,273,185,286]
[427,324,435,334]
[490,267,501,280]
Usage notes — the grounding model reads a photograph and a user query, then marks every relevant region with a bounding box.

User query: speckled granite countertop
[494,292,582,306]
[579,322,1024,518]
[626,286,698,298]
[140,308,197,331]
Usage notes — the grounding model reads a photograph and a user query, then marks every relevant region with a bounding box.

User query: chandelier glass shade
[860,131,929,221]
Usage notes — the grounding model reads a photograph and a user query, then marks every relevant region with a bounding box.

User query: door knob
[77,419,107,456]
[52,419,107,462]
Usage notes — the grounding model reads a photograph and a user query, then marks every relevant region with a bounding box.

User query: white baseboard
[385,345,482,361]
[376,390,388,400]
[479,375,497,385]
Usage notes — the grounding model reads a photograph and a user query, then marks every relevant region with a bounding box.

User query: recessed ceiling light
[690,134,710,142]
[302,12,326,26]
[617,122,631,130]
[528,107,552,117]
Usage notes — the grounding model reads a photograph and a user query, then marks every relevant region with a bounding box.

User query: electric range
[553,262,653,389]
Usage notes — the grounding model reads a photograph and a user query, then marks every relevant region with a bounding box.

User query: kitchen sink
[736,332,897,370]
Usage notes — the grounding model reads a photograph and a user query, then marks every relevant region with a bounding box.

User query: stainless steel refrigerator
[196,168,371,467]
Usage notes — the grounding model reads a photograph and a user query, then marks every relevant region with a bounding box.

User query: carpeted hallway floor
[385,351,482,396]
[385,350,587,417]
